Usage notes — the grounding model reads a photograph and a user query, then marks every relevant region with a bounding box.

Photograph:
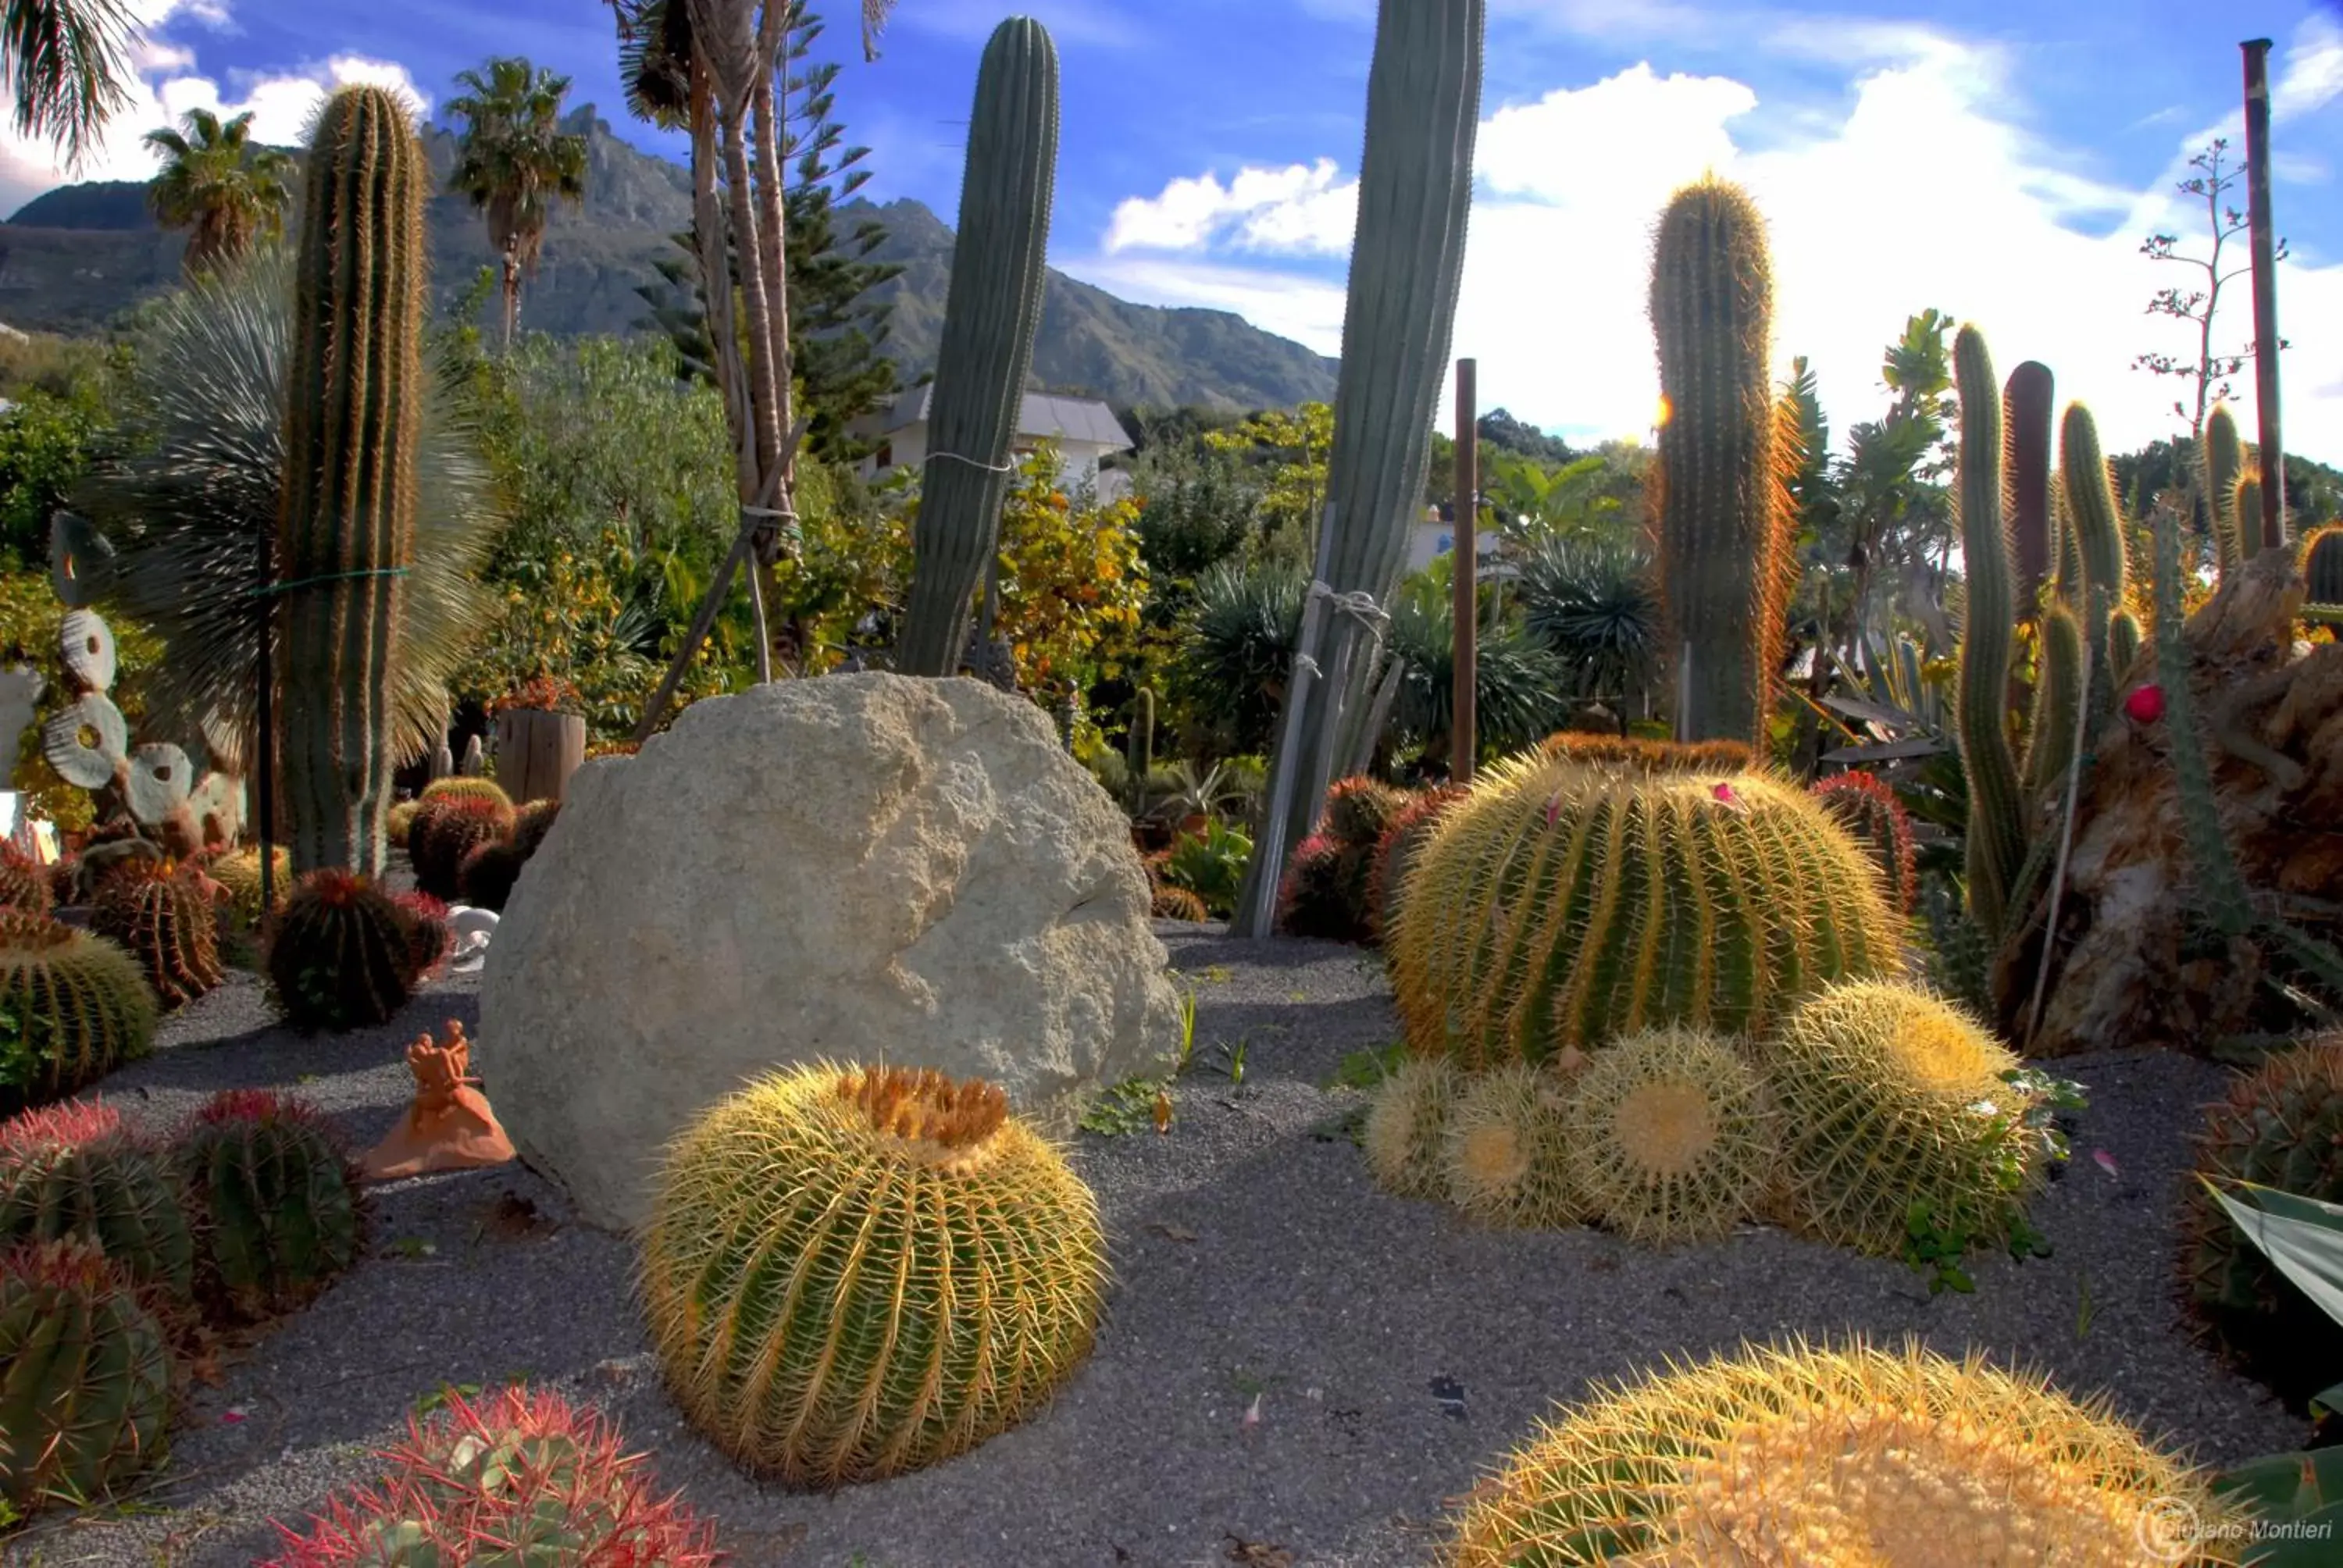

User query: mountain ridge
[0,105,1338,412]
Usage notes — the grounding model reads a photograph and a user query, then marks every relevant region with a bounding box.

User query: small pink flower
[221,1406,249,1424]
[1542,793,1562,828]
[2092,1149,2120,1180]
[1710,782,1746,811]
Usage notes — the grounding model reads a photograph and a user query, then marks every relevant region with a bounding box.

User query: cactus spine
[0,1238,173,1513]
[180,1090,366,1321]
[896,19,1059,675]
[2203,403,2245,571]
[0,1099,196,1307]
[1649,176,1791,747]
[1951,326,2023,943]
[2002,361,2056,612]
[1807,771,1917,916]
[2022,601,2083,801]
[91,861,223,1009]
[276,84,426,877]
[1125,686,1154,818]
[2309,524,2343,611]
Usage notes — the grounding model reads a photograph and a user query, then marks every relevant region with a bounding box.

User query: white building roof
[868,387,1134,451]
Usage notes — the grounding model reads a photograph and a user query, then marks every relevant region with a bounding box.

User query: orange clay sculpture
[360,1019,516,1182]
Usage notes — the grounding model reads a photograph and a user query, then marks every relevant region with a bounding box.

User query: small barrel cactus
[0,1098,196,1308]
[392,891,452,978]
[1275,832,1364,942]
[261,1384,722,1568]
[418,775,512,811]
[199,844,292,931]
[178,1089,366,1322]
[408,794,516,902]
[0,1236,174,1515]
[1363,1055,1461,1201]
[1560,1025,1778,1246]
[263,870,432,1032]
[1446,1339,2241,1566]
[1807,769,1917,916]
[1367,783,1467,943]
[0,847,52,917]
[1440,1062,1585,1229]
[2181,1032,2343,1406]
[1386,744,1901,1069]
[455,800,559,913]
[1319,775,1409,848]
[1150,883,1208,922]
[0,911,158,1114]
[641,1063,1107,1487]
[1766,981,2045,1260]
[91,859,223,1009]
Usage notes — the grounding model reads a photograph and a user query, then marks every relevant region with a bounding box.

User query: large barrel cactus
[1648,176,1792,748]
[895,18,1059,675]
[276,84,427,876]
[0,1237,174,1514]
[0,912,157,1114]
[91,859,223,1009]
[179,1089,367,1322]
[641,1064,1106,1488]
[1385,744,1901,1068]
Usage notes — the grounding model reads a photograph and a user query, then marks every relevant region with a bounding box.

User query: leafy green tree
[1202,401,1332,559]
[0,390,105,568]
[4,0,137,166]
[447,56,590,346]
[141,107,292,276]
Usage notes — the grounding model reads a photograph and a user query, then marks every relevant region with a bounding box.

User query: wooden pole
[1450,358,1478,783]
[2241,38,2287,552]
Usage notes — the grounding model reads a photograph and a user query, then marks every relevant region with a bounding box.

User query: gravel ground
[7,925,2309,1568]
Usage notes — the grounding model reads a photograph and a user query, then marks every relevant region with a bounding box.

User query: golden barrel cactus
[1561,1025,1778,1246]
[640,1064,1106,1488]
[1440,1063,1585,1230]
[1386,745,1901,1069]
[1363,1055,1462,1201]
[1447,1338,2243,1566]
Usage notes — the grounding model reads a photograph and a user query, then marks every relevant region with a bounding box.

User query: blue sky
[5,0,2342,461]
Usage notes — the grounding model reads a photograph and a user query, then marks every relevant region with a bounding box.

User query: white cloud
[1068,14,2343,467]
[0,8,432,219]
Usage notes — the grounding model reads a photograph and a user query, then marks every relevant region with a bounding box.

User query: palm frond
[3,0,137,168]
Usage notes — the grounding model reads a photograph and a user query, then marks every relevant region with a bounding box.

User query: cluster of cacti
[0,847,52,916]
[276,84,427,878]
[90,859,223,1008]
[2180,1032,2343,1406]
[1444,1339,2238,1566]
[897,16,1061,674]
[0,1236,174,1515]
[1276,776,1409,943]
[1559,1026,1778,1245]
[1385,742,1900,1068]
[263,869,438,1032]
[1367,782,1466,941]
[1766,980,2045,1258]
[641,1063,1107,1487]
[1808,769,1917,915]
[454,798,559,913]
[198,843,291,930]
[0,1098,196,1309]
[177,1089,366,1322]
[1439,1062,1584,1228]
[407,790,516,901]
[0,911,157,1113]
[1647,176,1795,748]
[262,1384,722,1567]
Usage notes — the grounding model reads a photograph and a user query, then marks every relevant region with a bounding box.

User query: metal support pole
[1450,358,1478,784]
[2241,37,2287,552]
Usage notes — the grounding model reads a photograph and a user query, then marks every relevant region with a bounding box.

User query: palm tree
[447,56,590,345]
[4,0,140,166]
[142,108,293,276]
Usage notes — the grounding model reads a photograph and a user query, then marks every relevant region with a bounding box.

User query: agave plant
[1171,561,1303,757]
[67,244,498,773]
[1514,535,1663,712]
[1383,572,1570,764]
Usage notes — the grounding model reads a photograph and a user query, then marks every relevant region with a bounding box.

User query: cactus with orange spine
[0,911,156,1114]
[640,1064,1105,1487]
[1385,743,1899,1070]
[90,859,222,1008]
[1806,770,1917,916]
[0,1098,195,1307]
[1561,1025,1780,1245]
[1150,883,1208,922]
[2203,402,2246,572]
[0,1237,174,1514]
[262,870,433,1032]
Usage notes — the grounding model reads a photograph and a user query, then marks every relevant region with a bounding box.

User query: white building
[1406,502,1506,574]
[851,387,1136,491]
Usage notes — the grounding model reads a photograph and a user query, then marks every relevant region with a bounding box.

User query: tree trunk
[501,241,519,348]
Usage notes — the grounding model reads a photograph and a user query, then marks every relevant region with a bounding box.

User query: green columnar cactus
[2107,608,2143,678]
[2309,525,2343,609]
[0,1238,173,1514]
[0,1099,196,1306]
[2203,403,2245,571]
[2002,362,2056,611]
[91,861,223,1009]
[2231,470,2263,562]
[1385,746,1900,1068]
[642,1064,1105,1487]
[2150,488,2256,942]
[276,84,427,877]
[1951,326,2023,943]
[263,870,432,1032]
[2058,402,2127,715]
[2021,601,2082,800]
[179,1089,366,1321]
[1649,176,1792,747]
[0,913,157,1115]
[1234,0,1485,934]
[896,18,1059,675]
[1807,770,1917,916]
[1125,687,1155,818]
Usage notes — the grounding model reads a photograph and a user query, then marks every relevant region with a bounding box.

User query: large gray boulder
[477,673,1182,1231]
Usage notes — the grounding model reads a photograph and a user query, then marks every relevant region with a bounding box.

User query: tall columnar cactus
[641,1064,1107,1488]
[2058,402,2129,707]
[1232,0,1484,935]
[895,18,1060,675]
[1648,176,1792,748]
[0,1237,174,1515]
[1445,1340,2241,1567]
[2021,600,2083,800]
[0,912,157,1114]
[1951,326,2024,943]
[179,1089,366,1321]
[0,1099,196,1307]
[2002,361,2056,611]
[1385,746,1901,1069]
[276,84,427,877]
[2203,402,2246,572]
[2310,524,2343,609]
[1125,687,1155,818]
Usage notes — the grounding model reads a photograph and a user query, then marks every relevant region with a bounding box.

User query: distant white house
[1406,501,1507,574]
[851,387,1136,495]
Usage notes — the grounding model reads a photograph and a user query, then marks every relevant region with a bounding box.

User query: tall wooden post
[1450,358,1478,783]
[2241,37,2286,551]
[254,529,275,912]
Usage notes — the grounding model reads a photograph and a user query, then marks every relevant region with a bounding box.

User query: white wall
[863,427,1114,488]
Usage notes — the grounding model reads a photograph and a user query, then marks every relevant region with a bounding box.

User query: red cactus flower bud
[2124,684,2166,725]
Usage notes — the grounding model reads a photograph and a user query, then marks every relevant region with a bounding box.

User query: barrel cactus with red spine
[179,1089,366,1321]
[455,798,559,912]
[1809,769,1917,915]
[1278,777,1408,943]
[263,870,433,1032]
[408,793,515,901]
[91,858,223,1007]
[0,1097,196,1308]
[262,1384,722,1567]
[0,911,157,1114]
[0,1236,174,1515]
[0,847,52,916]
